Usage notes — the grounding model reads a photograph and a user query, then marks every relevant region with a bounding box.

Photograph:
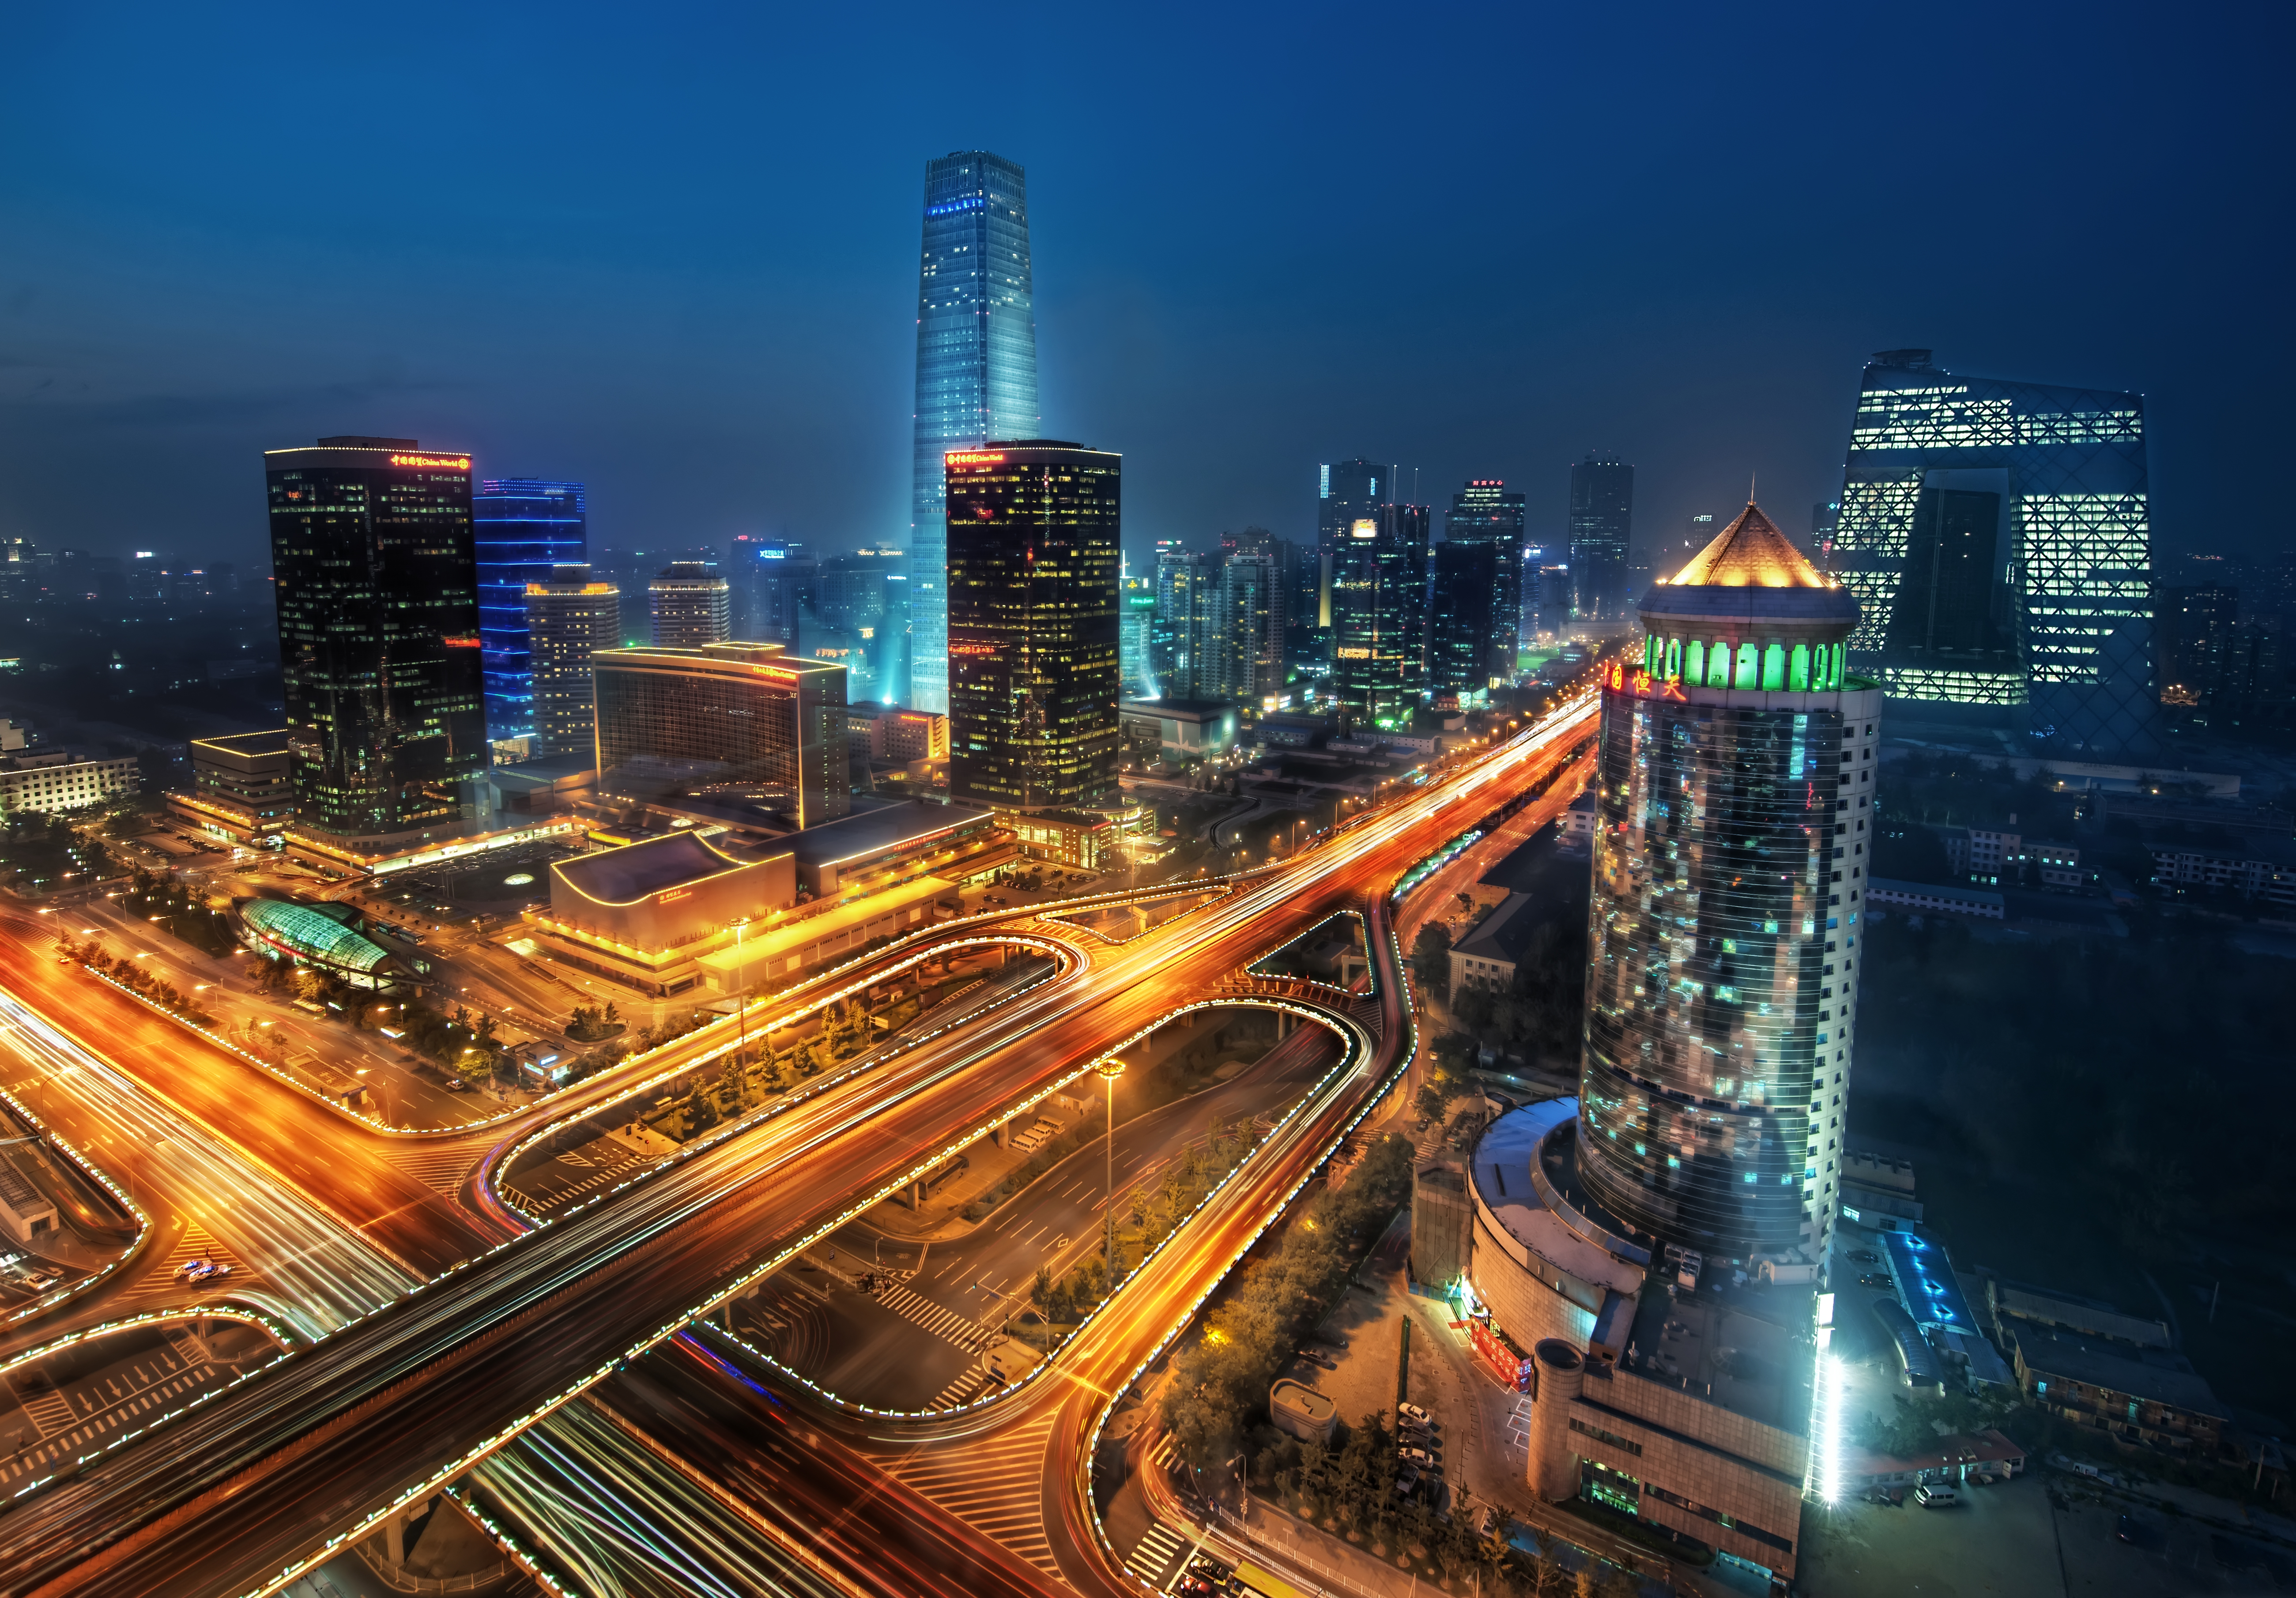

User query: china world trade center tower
[910,151,1041,715]
[1579,503,1879,1260]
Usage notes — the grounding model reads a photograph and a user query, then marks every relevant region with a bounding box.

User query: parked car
[1859,1272,1895,1289]
[1914,1484,1959,1509]
[1393,1466,1421,1498]
[1398,1402,1432,1425]
[1849,1248,1880,1263]
[1399,1446,1434,1469]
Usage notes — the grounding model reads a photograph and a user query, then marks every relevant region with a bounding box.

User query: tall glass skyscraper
[910,151,1040,716]
[1831,349,2157,756]
[1578,504,1878,1260]
[1331,503,1429,730]
[265,437,487,843]
[946,441,1120,811]
[1568,453,1635,623]
[473,479,586,742]
[1443,478,1527,683]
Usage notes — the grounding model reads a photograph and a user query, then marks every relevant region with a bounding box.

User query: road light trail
[0,991,416,1342]
[0,688,1602,1598]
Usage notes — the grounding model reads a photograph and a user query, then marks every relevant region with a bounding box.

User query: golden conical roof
[1663,501,1832,588]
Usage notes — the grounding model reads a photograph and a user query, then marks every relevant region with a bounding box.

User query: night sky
[2,3,2288,573]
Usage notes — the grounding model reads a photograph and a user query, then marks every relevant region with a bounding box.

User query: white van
[1915,1484,1959,1509]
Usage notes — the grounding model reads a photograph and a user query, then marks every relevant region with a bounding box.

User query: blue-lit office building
[1829,349,2158,757]
[910,151,1041,715]
[474,479,587,742]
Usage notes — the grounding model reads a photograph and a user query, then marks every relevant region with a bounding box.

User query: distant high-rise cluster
[524,564,619,759]
[910,151,1040,716]
[1149,531,1287,708]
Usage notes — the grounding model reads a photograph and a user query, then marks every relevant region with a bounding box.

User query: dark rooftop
[2009,1324,2227,1417]
[785,799,994,867]
[553,831,760,905]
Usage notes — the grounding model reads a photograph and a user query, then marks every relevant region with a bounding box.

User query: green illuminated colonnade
[1641,630,1846,693]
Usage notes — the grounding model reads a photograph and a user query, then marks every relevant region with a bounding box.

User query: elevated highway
[0,690,1598,1598]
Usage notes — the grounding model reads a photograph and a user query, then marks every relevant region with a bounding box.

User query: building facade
[729,536,812,645]
[648,562,731,648]
[1829,349,2157,756]
[472,479,586,741]
[945,441,1120,811]
[264,437,489,843]
[1331,503,1429,730]
[1568,454,1635,624]
[0,750,138,817]
[1581,501,1878,1261]
[1120,565,1158,699]
[593,641,849,828]
[1430,538,1499,703]
[524,564,620,760]
[170,730,292,843]
[1444,479,1527,682]
[911,151,1041,716]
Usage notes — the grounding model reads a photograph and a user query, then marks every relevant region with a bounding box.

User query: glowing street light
[1095,1055,1125,1266]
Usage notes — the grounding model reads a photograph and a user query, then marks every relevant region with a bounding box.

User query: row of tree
[59,936,219,1027]
[1157,1133,1414,1474]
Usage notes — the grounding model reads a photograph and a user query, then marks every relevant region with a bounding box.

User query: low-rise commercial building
[524,830,797,997]
[1002,808,1115,871]
[2008,1322,2228,1459]
[2146,836,2296,911]
[1866,878,2005,919]
[1119,697,1237,760]
[785,800,1002,897]
[848,705,950,762]
[0,749,138,818]
[170,730,293,844]
[1465,1100,1813,1586]
[1448,893,1542,992]
[0,1159,58,1247]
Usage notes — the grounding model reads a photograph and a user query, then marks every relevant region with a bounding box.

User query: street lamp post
[1096,1056,1125,1269]
[728,916,753,1075]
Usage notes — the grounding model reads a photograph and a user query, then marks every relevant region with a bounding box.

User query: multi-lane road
[0,687,1598,1597]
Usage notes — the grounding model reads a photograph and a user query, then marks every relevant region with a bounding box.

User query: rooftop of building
[1662,501,1832,590]
[2008,1323,2226,1417]
[190,729,290,758]
[1620,1278,1801,1430]
[1992,1281,2172,1350]
[782,799,995,867]
[1120,697,1234,720]
[593,640,844,678]
[1869,877,2007,909]
[238,898,400,980]
[1452,892,1549,965]
[553,831,768,906]
[1471,1101,1648,1300]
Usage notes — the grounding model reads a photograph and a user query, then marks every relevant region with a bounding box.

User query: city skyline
[3,9,2283,578]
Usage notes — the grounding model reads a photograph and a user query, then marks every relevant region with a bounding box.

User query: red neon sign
[946,451,1007,466]
[390,453,471,470]
[443,636,481,648]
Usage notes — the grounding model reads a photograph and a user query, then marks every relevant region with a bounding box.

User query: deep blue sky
[2,2,2288,574]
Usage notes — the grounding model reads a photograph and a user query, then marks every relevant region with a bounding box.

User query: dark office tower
[1567,453,1634,623]
[1577,502,1878,1263]
[1429,540,1498,703]
[473,479,587,742]
[649,562,731,647]
[729,535,813,645]
[911,151,1040,716]
[524,565,620,759]
[1331,502,1430,729]
[1444,479,1527,683]
[945,441,1120,811]
[807,551,893,703]
[1832,349,2157,755]
[264,437,487,843]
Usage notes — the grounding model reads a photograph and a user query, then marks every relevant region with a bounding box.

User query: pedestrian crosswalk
[1127,1521,1191,1590]
[928,1363,996,1410]
[869,1279,995,1354]
[882,1407,1060,1575]
[387,1146,478,1192]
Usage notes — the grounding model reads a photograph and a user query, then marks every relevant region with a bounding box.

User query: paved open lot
[1798,1474,2062,1597]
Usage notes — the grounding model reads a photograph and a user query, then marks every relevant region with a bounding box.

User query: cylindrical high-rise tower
[1576,501,1879,1263]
